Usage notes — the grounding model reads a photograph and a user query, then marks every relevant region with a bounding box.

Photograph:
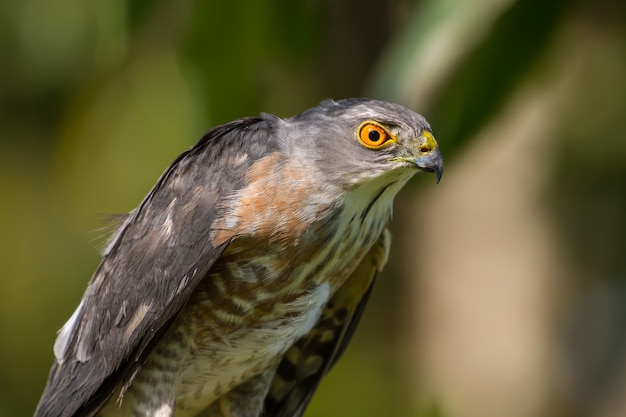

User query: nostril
[419,146,430,153]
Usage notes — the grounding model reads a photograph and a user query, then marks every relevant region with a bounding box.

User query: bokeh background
[1,0,625,416]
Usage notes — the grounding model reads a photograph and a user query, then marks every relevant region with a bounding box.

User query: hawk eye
[357,122,394,149]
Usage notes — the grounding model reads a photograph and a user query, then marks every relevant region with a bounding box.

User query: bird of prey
[35,98,443,417]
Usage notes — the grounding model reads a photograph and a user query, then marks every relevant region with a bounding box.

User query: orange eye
[358,122,393,149]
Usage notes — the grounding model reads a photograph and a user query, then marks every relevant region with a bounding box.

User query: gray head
[276,98,443,189]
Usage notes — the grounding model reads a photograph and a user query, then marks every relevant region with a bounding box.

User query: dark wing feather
[264,229,391,417]
[35,116,280,417]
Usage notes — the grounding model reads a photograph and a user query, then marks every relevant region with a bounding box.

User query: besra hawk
[35,98,443,417]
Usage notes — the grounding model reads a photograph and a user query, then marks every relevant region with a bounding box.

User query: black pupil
[368,130,381,142]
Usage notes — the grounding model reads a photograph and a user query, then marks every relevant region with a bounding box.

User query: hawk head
[284,98,443,191]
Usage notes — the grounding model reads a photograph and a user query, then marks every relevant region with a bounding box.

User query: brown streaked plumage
[35,98,443,417]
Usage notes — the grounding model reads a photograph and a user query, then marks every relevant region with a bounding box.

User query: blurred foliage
[426,0,572,150]
[0,0,625,416]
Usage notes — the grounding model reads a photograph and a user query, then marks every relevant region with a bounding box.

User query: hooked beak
[413,131,444,183]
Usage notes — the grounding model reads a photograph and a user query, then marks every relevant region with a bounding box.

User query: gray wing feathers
[35,116,281,417]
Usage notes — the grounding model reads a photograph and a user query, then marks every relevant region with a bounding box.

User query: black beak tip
[415,149,444,184]
[422,166,443,183]
[432,150,444,184]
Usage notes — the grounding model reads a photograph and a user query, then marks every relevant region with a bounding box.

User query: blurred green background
[1,0,625,416]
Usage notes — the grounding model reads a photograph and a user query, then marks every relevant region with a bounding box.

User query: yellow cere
[419,130,438,154]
